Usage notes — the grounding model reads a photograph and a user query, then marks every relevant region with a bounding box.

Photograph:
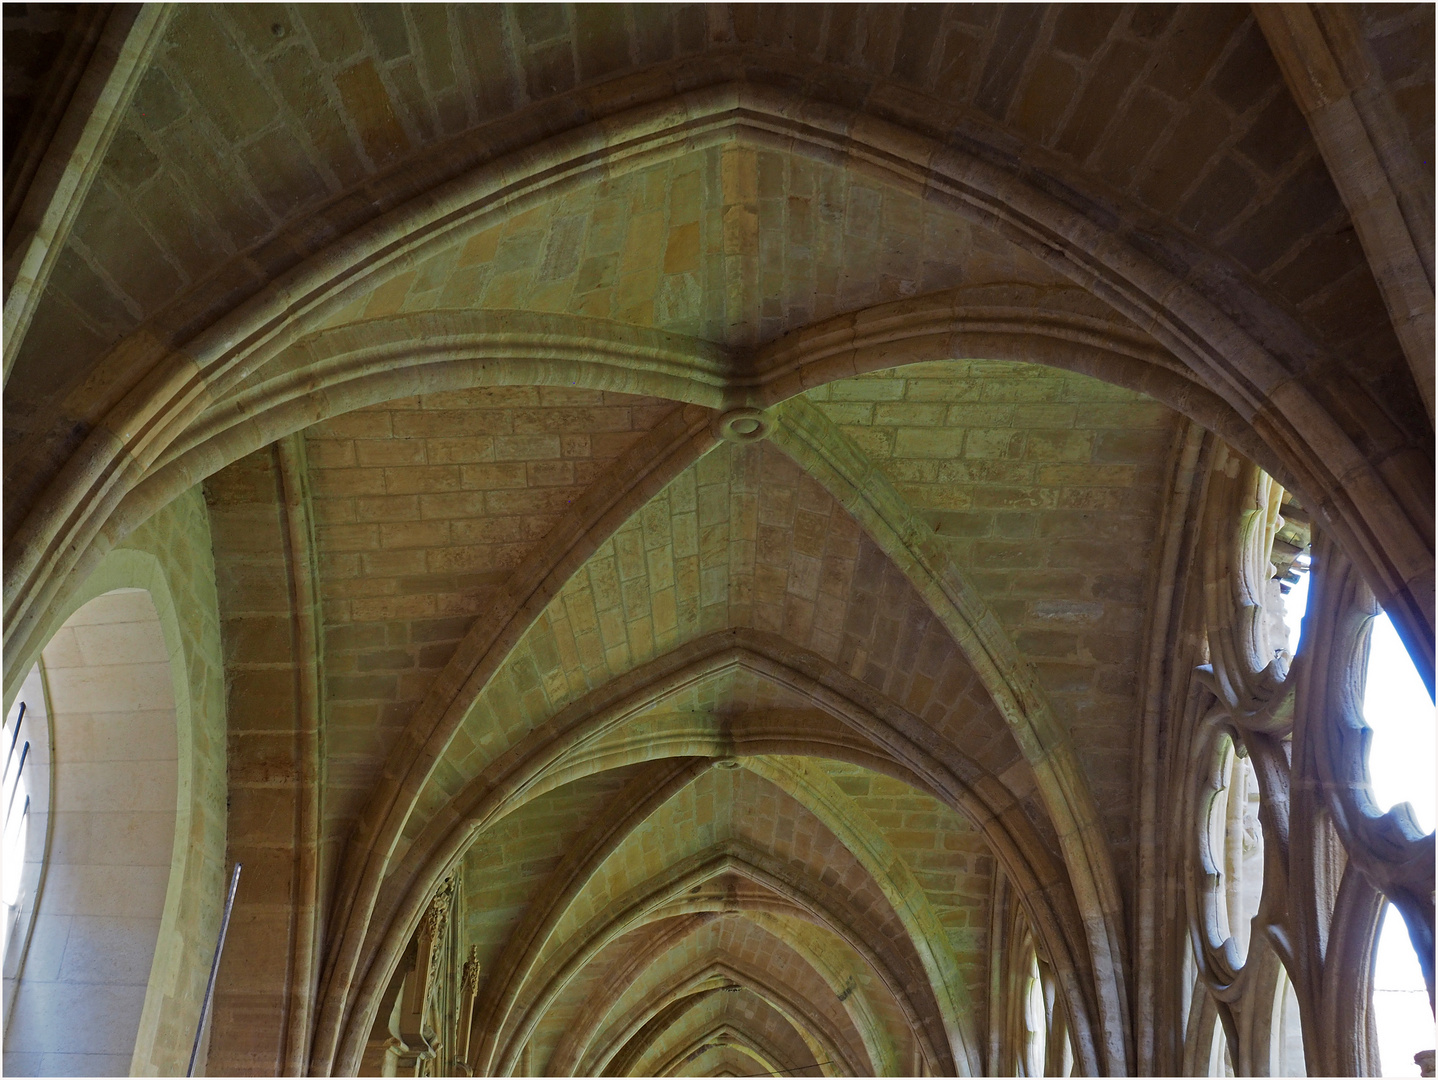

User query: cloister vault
[2,5,1431,1077]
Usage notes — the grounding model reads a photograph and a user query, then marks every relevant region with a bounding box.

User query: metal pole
[188,862,242,1077]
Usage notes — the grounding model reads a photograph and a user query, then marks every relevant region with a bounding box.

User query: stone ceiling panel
[13,1,1416,524]
[512,764,933,1074]
[460,764,646,984]
[807,360,1178,877]
[819,760,993,1022]
[39,1,1344,341]
[306,385,675,842]
[304,142,1067,349]
[410,441,1022,850]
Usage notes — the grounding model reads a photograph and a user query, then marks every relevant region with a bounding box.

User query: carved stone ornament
[1194,448,1301,735]
[712,407,771,444]
[423,874,457,990]
[462,945,481,996]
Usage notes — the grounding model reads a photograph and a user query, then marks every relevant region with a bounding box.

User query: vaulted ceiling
[3,4,1431,1076]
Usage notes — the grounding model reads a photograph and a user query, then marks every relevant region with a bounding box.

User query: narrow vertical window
[1,699,29,910]
[1022,950,1047,1077]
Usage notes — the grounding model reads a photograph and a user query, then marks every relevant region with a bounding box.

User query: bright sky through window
[1362,613,1435,1076]
[1363,613,1435,835]
[1283,572,1434,1077]
[1281,560,1310,657]
[1374,905,1434,1077]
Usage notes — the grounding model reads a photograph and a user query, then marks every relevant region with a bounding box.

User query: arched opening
[1373,904,1431,1079]
[1205,1021,1235,1079]
[1270,969,1304,1078]
[1201,736,1264,966]
[2,589,180,1077]
[1361,609,1436,1077]
[1007,920,1075,1080]
[1362,611,1435,835]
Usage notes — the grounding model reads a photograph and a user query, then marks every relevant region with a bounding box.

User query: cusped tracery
[1168,447,1434,1078]
[1196,734,1264,971]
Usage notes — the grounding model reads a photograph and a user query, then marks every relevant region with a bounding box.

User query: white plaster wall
[3,590,178,1077]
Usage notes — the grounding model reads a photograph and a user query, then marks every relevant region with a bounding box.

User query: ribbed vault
[4,6,1431,1077]
[302,419,1135,1074]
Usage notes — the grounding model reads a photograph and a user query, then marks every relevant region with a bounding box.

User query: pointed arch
[479,839,951,1075]
[2,492,226,1076]
[647,1020,805,1079]
[565,937,890,1078]
[462,747,976,1074]
[327,630,1095,1075]
[8,82,1430,750]
[588,956,858,1078]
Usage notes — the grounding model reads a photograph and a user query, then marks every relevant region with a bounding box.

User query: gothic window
[1179,456,1317,1078]
[1360,610,1434,834]
[1174,448,1435,1078]
[1358,608,1435,1076]
[1273,499,1313,658]
[1373,903,1432,1077]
